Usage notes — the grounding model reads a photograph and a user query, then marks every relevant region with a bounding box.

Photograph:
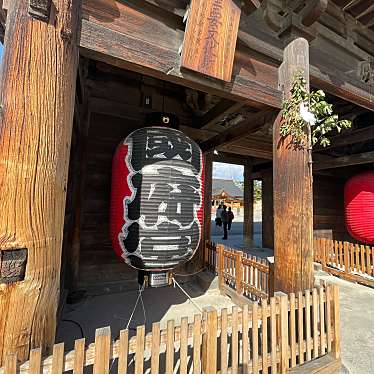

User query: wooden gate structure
[0,0,374,367]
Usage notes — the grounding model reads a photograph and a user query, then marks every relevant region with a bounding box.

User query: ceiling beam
[200,110,275,152]
[218,138,273,159]
[315,125,374,151]
[213,151,252,165]
[314,150,374,170]
[198,99,245,129]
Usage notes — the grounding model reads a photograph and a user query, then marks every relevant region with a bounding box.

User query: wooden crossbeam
[200,110,274,152]
[314,150,374,170]
[198,99,244,129]
[316,125,374,151]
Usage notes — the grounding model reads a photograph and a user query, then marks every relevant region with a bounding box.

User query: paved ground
[211,220,274,259]
[57,276,235,351]
[315,270,374,374]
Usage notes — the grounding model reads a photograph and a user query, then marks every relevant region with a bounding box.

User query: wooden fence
[0,284,341,374]
[205,241,273,300]
[314,237,374,287]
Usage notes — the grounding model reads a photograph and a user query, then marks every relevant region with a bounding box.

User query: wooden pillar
[243,161,253,247]
[273,38,313,294]
[262,170,274,249]
[0,0,81,364]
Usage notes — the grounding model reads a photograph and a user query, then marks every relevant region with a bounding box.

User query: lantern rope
[172,277,203,313]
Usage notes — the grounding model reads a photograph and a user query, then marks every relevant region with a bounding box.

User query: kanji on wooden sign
[181,0,241,82]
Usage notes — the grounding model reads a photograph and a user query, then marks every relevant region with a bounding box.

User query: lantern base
[138,270,171,288]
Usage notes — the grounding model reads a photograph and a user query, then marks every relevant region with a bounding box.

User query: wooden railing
[205,241,274,300]
[314,237,374,287]
[0,285,341,374]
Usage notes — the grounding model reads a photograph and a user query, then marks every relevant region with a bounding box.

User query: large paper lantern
[110,126,204,271]
[344,171,374,244]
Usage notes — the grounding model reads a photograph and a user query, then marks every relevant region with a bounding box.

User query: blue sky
[213,162,244,181]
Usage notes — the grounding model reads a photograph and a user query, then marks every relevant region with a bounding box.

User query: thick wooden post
[262,169,274,249]
[273,38,314,294]
[243,161,253,247]
[0,0,81,364]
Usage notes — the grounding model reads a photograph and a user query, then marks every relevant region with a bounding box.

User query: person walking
[228,206,234,231]
[221,205,229,240]
[215,204,223,227]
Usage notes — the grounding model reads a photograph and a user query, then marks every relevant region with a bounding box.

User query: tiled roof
[212,179,243,198]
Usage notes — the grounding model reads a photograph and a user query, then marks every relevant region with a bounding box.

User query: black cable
[60,319,84,339]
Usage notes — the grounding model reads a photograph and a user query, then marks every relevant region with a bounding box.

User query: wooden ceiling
[332,0,374,31]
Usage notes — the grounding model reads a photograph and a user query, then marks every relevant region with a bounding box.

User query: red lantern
[110,126,204,271]
[344,171,374,244]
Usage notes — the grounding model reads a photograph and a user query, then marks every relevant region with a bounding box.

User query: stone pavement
[315,270,374,374]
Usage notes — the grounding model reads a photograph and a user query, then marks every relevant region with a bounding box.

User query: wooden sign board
[181,0,241,82]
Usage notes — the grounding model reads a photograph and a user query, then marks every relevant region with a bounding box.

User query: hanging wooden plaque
[181,0,241,82]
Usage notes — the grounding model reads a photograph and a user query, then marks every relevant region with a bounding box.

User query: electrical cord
[60,319,85,339]
[173,267,206,277]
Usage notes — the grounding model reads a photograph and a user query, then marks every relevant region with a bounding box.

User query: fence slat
[242,305,249,372]
[73,338,85,374]
[52,343,65,374]
[151,323,160,374]
[29,348,42,374]
[135,325,145,374]
[360,245,366,273]
[366,246,371,275]
[4,354,17,374]
[278,293,289,374]
[262,299,268,372]
[289,293,296,367]
[319,287,326,356]
[220,309,228,374]
[297,291,304,365]
[94,327,111,374]
[180,317,189,374]
[326,285,332,353]
[355,244,360,272]
[206,309,218,374]
[232,306,239,374]
[312,289,319,359]
[166,320,175,374]
[305,290,312,361]
[332,286,341,360]
[252,302,259,373]
[193,314,201,374]
[270,297,277,373]
[118,330,129,374]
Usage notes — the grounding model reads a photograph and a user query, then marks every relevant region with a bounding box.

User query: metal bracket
[28,0,51,22]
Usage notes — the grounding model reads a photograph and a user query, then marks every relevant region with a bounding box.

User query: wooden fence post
[321,238,327,269]
[202,307,217,374]
[93,327,111,374]
[268,257,275,298]
[343,242,350,275]
[4,353,17,374]
[331,285,341,360]
[276,292,289,374]
[236,251,243,294]
[217,244,225,289]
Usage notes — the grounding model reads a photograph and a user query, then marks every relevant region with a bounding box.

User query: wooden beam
[314,150,374,170]
[213,151,251,165]
[80,0,282,109]
[273,38,314,294]
[198,99,244,130]
[316,125,374,151]
[243,161,253,246]
[218,137,273,159]
[0,0,81,365]
[200,110,275,152]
